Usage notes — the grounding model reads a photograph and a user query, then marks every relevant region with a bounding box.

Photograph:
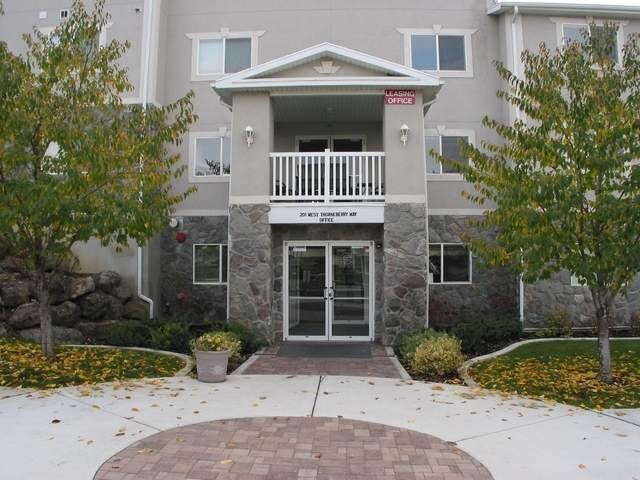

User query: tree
[0,0,196,358]
[438,24,640,383]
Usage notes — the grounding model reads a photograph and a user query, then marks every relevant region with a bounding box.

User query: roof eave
[488,1,640,17]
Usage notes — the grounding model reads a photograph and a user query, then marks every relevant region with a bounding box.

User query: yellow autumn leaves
[0,339,184,389]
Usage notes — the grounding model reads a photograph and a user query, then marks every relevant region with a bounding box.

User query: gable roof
[212,42,443,106]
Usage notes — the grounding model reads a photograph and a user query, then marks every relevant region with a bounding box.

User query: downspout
[137,0,155,318]
[512,5,525,326]
[423,98,437,328]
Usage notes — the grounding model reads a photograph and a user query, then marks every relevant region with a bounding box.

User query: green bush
[149,322,193,354]
[452,317,522,356]
[410,334,465,380]
[102,321,151,348]
[225,321,267,356]
[397,328,446,364]
[537,308,573,338]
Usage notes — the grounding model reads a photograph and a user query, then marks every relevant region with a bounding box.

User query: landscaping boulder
[18,326,83,344]
[0,273,31,307]
[112,284,132,302]
[49,274,95,304]
[52,301,80,327]
[94,271,121,293]
[123,297,149,321]
[8,301,40,329]
[76,320,119,342]
[78,291,123,321]
[0,322,7,337]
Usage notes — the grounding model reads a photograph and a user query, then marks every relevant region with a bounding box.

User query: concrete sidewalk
[1,376,638,480]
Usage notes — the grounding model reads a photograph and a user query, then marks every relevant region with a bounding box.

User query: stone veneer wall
[428,216,518,329]
[271,224,384,342]
[524,272,640,330]
[159,216,228,326]
[383,203,428,345]
[228,204,272,340]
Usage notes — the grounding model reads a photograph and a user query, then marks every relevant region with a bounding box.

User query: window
[425,129,474,175]
[189,132,231,182]
[554,18,626,65]
[429,244,472,284]
[399,28,475,77]
[187,30,264,81]
[571,274,586,287]
[193,244,228,284]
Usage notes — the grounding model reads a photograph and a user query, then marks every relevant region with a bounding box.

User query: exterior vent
[59,9,69,20]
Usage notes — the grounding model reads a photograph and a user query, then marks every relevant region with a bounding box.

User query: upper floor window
[429,243,472,284]
[187,29,265,81]
[425,128,474,176]
[193,244,228,285]
[398,27,475,78]
[553,18,626,66]
[189,131,231,183]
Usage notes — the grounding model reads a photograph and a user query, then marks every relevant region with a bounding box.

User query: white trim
[570,273,587,287]
[294,135,368,152]
[551,17,627,66]
[189,131,232,183]
[229,195,270,204]
[186,29,265,82]
[488,1,640,17]
[283,241,375,342]
[173,209,229,217]
[39,22,111,47]
[425,127,476,178]
[398,27,476,78]
[428,208,488,216]
[193,243,228,285]
[428,243,473,285]
[385,194,426,203]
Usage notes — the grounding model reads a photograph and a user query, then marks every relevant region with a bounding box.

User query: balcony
[270,150,385,203]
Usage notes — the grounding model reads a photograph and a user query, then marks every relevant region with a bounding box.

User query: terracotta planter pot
[194,349,230,382]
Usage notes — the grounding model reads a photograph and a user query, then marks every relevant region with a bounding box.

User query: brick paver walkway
[95,417,493,480]
[240,344,406,378]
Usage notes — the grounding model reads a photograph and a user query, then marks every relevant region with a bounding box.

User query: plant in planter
[191,331,242,382]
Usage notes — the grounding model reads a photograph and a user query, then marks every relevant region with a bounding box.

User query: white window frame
[428,243,473,285]
[189,129,232,183]
[552,17,626,67]
[398,27,476,78]
[39,22,111,47]
[186,29,264,82]
[294,135,368,152]
[570,274,586,287]
[425,127,475,179]
[193,243,228,285]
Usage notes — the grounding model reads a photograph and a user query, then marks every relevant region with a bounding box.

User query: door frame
[294,135,367,152]
[283,240,375,342]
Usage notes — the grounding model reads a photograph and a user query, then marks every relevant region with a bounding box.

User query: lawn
[470,339,640,409]
[0,339,185,389]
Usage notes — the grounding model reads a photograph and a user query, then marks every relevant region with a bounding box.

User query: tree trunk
[35,274,55,360]
[592,290,613,383]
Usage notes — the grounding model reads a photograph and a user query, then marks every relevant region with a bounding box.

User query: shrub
[191,331,242,365]
[102,321,151,348]
[537,308,573,338]
[410,335,465,380]
[225,321,267,356]
[452,317,522,356]
[149,322,193,353]
[397,328,446,364]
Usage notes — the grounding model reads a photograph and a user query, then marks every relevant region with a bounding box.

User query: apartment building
[2,0,639,343]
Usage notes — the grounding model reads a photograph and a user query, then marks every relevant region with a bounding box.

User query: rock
[123,297,149,321]
[52,301,80,327]
[78,291,123,321]
[76,320,119,342]
[112,284,132,302]
[0,322,7,337]
[0,273,32,307]
[18,326,83,344]
[94,271,121,293]
[49,275,95,304]
[8,301,40,329]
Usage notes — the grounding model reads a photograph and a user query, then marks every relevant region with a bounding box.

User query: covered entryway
[284,241,374,341]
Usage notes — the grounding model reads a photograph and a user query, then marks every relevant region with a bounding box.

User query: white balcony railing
[270,150,385,202]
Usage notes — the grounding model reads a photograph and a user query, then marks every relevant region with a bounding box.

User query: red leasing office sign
[384,89,416,105]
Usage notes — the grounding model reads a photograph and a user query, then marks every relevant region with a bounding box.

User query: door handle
[328,286,335,301]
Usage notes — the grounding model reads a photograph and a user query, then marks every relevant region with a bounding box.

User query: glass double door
[286,241,373,341]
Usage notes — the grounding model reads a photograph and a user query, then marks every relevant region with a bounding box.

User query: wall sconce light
[400,124,410,145]
[244,125,255,147]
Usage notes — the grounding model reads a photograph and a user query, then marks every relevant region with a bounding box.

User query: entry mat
[276,343,372,358]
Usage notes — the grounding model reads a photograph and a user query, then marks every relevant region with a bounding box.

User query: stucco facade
[2,0,639,341]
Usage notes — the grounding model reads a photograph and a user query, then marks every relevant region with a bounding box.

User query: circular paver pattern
[95,416,493,480]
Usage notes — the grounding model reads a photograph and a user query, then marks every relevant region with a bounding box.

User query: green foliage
[537,308,573,338]
[396,328,446,364]
[149,322,192,354]
[191,331,242,365]
[224,321,268,356]
[452,317,523,356]
[410,334,465,380]
[100,321,152,348]
[0,0,196,356]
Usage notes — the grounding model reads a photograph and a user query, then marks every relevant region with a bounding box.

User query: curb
[458,336,640,388]
[68,344,194,377]
[230,353,260,375]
